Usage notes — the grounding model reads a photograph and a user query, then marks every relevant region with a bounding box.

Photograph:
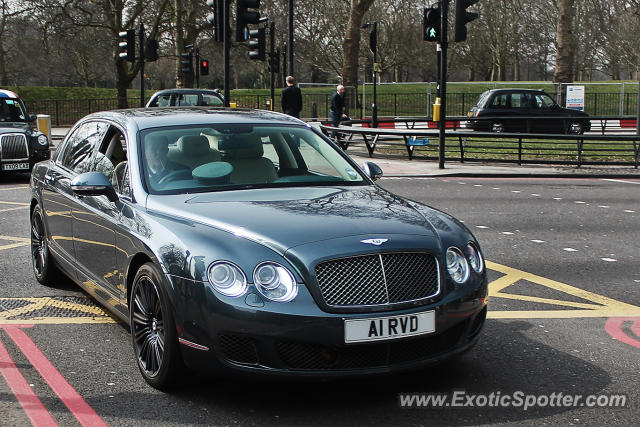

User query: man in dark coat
[144,134,189,188]
[330,84,348,140]
[281,76,303,118]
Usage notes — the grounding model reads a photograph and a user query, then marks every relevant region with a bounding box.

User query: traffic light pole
[139,23,145,107]
[223,0,230,106]
[269,22,275,111]
[438,0,449,169]
[195,47,200,88]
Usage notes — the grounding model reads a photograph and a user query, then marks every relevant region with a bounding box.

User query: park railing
[318,122,639,168]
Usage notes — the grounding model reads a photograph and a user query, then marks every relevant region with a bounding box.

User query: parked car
[466,88,591,134]
[146,88,224,108]
[29,107,487,389]
[0,89,50,173]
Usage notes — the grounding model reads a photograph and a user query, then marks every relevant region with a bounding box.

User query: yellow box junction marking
[0,200,29,213]
[0,297,117,325]
[486,261,640,319]
[0,235,30,251]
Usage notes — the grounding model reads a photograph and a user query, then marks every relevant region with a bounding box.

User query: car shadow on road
[98,320,616,425]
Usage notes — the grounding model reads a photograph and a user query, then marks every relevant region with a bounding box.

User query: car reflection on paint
[29,107,487,390]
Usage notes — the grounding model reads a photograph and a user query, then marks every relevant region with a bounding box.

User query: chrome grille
[0,134,28,160]
[315,252,440,308]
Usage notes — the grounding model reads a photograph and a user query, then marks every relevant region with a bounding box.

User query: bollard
[312,102,318,121]
[36,115,52,145]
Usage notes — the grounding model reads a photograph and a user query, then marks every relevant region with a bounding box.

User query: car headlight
[207,261,247,297]
[37,134,48,146]
[253,262,298,302]
[466,242,484,273]
[446,247,469,283]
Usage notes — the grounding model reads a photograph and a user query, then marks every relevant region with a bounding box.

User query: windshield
[140,124,366,194]
[0,98,27,122]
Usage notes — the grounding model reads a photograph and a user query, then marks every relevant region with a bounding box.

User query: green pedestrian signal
[423,6,441,42]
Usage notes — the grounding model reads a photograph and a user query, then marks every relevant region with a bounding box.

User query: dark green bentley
[29,107,487,389]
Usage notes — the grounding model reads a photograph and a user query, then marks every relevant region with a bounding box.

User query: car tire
[130,262,184,390]
[30,204,63,286]
[491,122,504,133]
[567,122,584,135]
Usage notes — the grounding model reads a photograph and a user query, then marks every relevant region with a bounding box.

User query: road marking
[487,261,640,319]
[3,326,108,426]
[563,247,578,252]
[624,210,636,213]
[605,317,640,348]
[0,333,57,426]
[531,239,545,243]
[0,186,29,191]
[0,297,116,325]
[0,235,30,251]
[476,225,488,229]
[601,258,617,262]
[602,178,640,185]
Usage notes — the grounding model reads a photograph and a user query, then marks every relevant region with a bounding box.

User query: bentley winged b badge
[360,238,389,246]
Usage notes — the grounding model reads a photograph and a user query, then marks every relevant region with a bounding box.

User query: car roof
[82,107,304,130]
[0,89,19,99]
[484,88,548,94]
[150,88,222,96]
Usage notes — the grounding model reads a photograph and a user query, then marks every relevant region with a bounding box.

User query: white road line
[531,239,545,243]
[601,258,617,262]
[575,201,586,204]
[563,248,578,252]
[511,190,521,193]
[502,232,514,235]
[601,178,640,185]
[553,197,562,200]
[531,194,540,197]
[624,210,636,213]
[492,187,501,190]
[476,225,489,229]
[474,184,483,187]
[598,205,610,208]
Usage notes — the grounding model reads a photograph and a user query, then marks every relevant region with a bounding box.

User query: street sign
[566,85,585,111]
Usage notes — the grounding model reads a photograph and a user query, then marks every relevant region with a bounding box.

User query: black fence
[22,91,640,126]
[319,124,640,168]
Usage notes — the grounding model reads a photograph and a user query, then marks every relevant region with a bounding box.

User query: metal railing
[319,124,639,168]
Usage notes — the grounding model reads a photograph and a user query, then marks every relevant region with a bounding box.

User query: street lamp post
[362,21,378,128]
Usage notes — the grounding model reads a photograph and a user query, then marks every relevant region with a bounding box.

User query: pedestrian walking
[330,84,348,143]
[281,76,303,119]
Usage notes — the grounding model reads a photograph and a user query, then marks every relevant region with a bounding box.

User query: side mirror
[361,162,383,181]
[71,172,118,203]
[28,114,37,122]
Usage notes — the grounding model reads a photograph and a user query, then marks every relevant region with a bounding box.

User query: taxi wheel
[491,122,504,133]
[130,262,184,390]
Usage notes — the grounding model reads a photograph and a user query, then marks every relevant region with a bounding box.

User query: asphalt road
[0,173,638,426]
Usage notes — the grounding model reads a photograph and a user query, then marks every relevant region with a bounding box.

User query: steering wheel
[157,169,191,185]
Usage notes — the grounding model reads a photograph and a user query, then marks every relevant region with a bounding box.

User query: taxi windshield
[0,98,27,122]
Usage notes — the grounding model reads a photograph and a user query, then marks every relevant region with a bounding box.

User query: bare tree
[341,0,375,88]
[553,0,575,102]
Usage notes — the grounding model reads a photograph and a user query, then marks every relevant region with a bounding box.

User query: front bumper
[169,274,488,377]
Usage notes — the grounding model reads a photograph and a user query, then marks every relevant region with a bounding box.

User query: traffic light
[145,39,158,62]
[454,0,480,42]
[118,29,135,62]
[181,51,193,75]
[236,0,261,42]
[423,6,441,42]
[248,27,265,60]
[206,0,224,43]
[200,58,210,75]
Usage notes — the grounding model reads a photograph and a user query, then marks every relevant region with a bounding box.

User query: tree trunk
[341,0,374,90]
[553,0,575,105]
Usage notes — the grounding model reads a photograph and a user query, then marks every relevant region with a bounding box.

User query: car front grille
[218,334,259,364]
[276,320,465,371]
[314,252,440,309]
[0,134,29,161]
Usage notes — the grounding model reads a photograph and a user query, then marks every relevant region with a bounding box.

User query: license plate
[344,311,435,343]
[2,162,29,171]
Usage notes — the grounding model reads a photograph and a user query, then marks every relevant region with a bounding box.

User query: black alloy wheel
[567,122,584,135]
[130,263,182,389]
[491,122,505,133]
[30,204,60,285]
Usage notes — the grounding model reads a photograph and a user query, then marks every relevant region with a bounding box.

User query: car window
[202,94,223,106]
[155,95,171,107]
[534,94,556,109]
[140,124,365,194]
[176,94,199,106]
[490,94,509,108]
[510,93,531,108]
[95,127,129,195]
[476,92,491,107]
[59,122,109,174]
[0,98,27,122]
